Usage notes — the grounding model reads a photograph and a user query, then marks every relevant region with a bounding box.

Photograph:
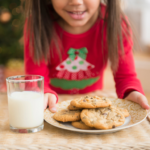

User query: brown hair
[24,0,130,70]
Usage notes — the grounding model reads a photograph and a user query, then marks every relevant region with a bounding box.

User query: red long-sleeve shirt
[24,4,144,102]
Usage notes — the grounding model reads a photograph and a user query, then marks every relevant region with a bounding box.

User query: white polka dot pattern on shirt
[85,70,92,77]
[56,70,65,78]
[70,89,79,94]
[63,71,70,80]
[71,73,77,80]
[78,70,84,79]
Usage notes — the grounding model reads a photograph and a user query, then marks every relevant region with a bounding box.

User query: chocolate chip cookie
[81,106,125,130]
[53,109,81,122]
[118,108,130,118]
[71,96,112,109]
[68,104,82,111]
[72,121,94,130]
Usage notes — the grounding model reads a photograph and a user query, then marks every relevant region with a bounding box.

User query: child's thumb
[137,96,150,110]
[48,94,57,113]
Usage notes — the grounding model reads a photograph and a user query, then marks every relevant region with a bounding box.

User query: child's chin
[69,20,88,28]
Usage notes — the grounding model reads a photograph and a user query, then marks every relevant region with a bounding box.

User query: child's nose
[68,0,84,6]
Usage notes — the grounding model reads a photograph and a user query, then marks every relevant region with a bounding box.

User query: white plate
[44,98,148,134]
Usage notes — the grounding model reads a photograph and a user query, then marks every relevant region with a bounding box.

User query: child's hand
[44,93,57,112]
[125,91,150,110]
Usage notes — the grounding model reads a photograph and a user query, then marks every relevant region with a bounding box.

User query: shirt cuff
[117,84,145,99]
[123,89,136,98]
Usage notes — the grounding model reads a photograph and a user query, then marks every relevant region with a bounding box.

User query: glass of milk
[6,75,44,133]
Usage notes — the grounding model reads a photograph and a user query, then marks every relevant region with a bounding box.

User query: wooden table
[1,91,150,150]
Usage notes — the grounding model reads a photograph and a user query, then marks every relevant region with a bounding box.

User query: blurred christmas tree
[0,0,24,66]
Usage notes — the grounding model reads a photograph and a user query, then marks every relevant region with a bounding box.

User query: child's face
[51,0,101,28]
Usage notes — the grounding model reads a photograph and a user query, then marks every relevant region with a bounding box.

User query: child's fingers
[136,95,150,110]
[44,94,49,110]
[125,91,150,110]
[44,93,57,112]
[48,94,57,113]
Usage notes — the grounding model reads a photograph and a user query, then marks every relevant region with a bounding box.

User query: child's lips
[67,11,86,20]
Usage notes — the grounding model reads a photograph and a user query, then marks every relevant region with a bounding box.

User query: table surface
[1,91,150,150]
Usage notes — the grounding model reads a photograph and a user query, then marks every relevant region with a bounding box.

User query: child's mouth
[67,11,86,20]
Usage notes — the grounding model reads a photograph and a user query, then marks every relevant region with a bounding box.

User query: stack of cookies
[53,96,129,130]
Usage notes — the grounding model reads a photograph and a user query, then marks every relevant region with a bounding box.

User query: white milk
[8,91,44,129]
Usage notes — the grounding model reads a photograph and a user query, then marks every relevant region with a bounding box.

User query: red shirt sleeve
[24,21,58,103]
[113,19,144,99]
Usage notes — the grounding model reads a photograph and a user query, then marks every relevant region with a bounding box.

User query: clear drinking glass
[6,75,44,133]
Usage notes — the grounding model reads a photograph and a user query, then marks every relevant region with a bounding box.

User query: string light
[9,3,17,10]
[12,8,18,15]
[0,11,12,23]
[16,7,21,14]
[12,19,20,27]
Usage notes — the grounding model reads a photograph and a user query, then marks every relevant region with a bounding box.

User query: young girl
[24,0,150,112]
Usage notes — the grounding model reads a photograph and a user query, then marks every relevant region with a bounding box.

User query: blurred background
[0,0,24,92]
[0,0,150,99]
